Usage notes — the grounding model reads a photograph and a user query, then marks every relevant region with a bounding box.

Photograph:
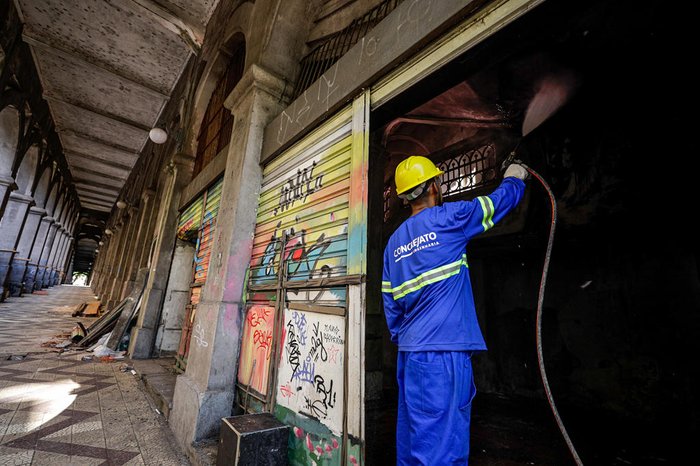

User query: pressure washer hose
[526,166,584,466]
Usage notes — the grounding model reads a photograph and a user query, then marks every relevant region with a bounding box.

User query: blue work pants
[396,351,476,465]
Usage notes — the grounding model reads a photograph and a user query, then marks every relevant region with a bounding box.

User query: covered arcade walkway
[0,286,188,465]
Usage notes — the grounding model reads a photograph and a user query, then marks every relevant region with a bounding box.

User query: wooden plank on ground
[83,301,101,316]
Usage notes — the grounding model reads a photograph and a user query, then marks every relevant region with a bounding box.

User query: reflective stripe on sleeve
[477,196,495,231]
[381,281,393,293]
[387,254,468,300]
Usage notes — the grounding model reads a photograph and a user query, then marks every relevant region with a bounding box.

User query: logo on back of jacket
[393,232,439,262]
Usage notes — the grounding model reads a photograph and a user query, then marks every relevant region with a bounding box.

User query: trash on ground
[91,345,126,362]
[6,354,26,361]
[119,363,134,372]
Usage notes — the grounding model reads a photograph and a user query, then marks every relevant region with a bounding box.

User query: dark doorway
[365,0,696,464]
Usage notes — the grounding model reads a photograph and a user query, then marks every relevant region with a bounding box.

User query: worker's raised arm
[451,163,528,240]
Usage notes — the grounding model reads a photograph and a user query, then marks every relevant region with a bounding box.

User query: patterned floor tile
[0,286,189,466]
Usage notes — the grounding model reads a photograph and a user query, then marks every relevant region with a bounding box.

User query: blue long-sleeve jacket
[382,177,526,351]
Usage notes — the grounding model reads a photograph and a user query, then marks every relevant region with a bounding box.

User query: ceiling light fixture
[149,127,168,144]
[116,200,127,209]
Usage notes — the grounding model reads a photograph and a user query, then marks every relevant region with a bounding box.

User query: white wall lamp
[116,200,128,209]
[149,127,168,144]
[98,241,104,246]
[104,228,113,236]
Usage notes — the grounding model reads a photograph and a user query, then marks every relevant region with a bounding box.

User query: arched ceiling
[14,0,220,212]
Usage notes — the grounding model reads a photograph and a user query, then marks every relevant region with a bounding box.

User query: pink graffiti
[253,329,273,352]
[247,306,272,327]
[329,345,341,364]
[281,384,294,398]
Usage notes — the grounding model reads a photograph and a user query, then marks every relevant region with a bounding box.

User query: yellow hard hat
[394,156,444,195]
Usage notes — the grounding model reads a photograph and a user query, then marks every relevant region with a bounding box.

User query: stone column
[129,155,192,359]
[0,192,33,294]
[35,220,59,290]
[108,206,139,305]
[170,65,287,445]
[58,237,74,284]
[0,175,17,223]
[97,224,123,301]
[8,206,46,296]
[43,227,64,288]
[47,228,67,286]
[23,215,54,293]
[121,190,156,300]
[51,231,69,285]
[90,236,108,292]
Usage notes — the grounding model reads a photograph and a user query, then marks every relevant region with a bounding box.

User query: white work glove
[504,163,529,180]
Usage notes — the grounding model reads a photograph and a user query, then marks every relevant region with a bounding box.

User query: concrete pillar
[7,206,45,296]
[91,237,108,293]
[23,215,54,292]
[65,255,74,284]
[35,221,59,290]
[0,175,17,224]
[98,224,123,300]
[0,192,33,295]
[121,191,156,300]
[47,228,67,286]
[129,155,192,359]
[154,239,196,354]
[43,227,64,288]
[51,232,68,285]
[109,206,139,305]
[57,237,74,284]
[170,64,287,445]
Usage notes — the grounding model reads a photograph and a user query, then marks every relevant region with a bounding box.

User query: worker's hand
[504,163,529,180]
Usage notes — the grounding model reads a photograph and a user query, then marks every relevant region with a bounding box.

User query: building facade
[2,0,697,464]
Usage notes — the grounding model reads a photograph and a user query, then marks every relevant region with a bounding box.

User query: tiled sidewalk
[0,286,189,465]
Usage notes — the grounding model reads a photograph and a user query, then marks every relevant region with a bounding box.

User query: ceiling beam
[70,165,128,182]
[75,184,120,197]
[65,150,133,172]
[74,178,124,192]
[127,0,203,53]
[77,192,117,205]
[23,34,171,97]
[44,94,151,133]
[80,197,114,208]
[61,129,143,156]
[82,203,111,212]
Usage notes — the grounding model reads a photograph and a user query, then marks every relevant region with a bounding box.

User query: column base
[169,373,235,450]
[23,264,38,294]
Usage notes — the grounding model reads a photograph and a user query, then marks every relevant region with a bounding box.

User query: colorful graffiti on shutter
[177,196,204,242]
[193,178,223,284]
[248,125,353,290]
[240,109,362,465]
[237,304,276,395]
[175,177,224,372]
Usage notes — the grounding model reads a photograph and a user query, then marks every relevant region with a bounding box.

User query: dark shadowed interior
[365,0,697,464]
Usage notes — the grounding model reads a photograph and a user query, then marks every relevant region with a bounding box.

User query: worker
[382,155,529,465]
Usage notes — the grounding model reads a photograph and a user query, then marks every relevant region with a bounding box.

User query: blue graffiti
[292,311,308,345]
[293,358,316,384]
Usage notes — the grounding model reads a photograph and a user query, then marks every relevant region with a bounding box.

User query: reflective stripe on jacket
[382,177,525,351]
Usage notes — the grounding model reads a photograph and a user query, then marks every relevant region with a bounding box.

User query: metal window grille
[383,184,393,222]
[292,0,404,100]
[437,144,497,197]
[382,144,498,220]
[194,45,245,177]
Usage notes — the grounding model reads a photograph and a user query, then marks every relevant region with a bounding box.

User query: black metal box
[217,413,289,466]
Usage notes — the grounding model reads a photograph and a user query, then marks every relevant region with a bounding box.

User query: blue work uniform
[382,177,526,465]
